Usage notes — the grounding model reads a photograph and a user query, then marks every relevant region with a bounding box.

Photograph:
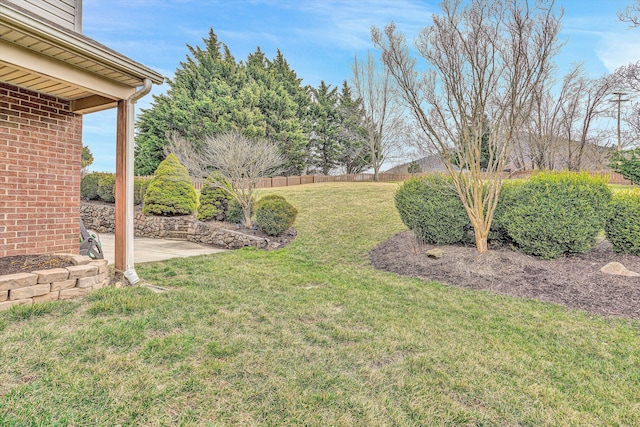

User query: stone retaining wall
[81,202,281,250]
[0,256,109,311]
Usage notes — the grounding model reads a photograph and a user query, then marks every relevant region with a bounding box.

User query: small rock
[426,248,444,259]
[600,262,640,277]
[114,281,124,289]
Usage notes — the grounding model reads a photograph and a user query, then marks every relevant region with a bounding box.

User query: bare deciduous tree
[558,69,617,170]
[351,52,403,181]
[613,62,640,149]
[372,0,562,253]
[521,70,573,170]
[167,131,283,228]
[619,0,640,26]
[515,65,617,171]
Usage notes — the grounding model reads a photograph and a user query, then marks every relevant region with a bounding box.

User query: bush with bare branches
[168,131,283,228]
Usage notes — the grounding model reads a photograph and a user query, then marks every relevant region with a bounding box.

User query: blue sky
[81,0,640,172]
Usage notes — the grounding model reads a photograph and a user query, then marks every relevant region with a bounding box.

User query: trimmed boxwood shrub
[395,174,470,245]
[226,198,252,225]
[134,178,150,206]
[81,172,104,200]
[198,174,232,221]
[488,180,523,244]
[605,190,640,255]
[500,171,612,259]
[97,174,116,203]
[255,197,298,236]
[142,154,197,216]
[255,194,285,209]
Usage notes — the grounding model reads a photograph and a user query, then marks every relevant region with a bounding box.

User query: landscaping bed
[370,231,640,320]
[0,255,74,276]
[81,201,296,250]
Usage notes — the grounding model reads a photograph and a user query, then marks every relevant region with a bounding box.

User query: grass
[610,183,639,192]
[2,182,640,426]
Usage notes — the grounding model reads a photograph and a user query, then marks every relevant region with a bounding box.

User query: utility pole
[611,91,630,151]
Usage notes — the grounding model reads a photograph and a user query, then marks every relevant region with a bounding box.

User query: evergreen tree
[246,48,307,174]
[336,81,370,174]
[134,29,307,176]
[609,148,640,184]
[307,81,341,174]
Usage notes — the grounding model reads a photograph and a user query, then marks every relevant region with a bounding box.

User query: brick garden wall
[0,83,83,257]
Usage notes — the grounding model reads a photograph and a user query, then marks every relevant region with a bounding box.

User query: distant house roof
[0,0,164,113]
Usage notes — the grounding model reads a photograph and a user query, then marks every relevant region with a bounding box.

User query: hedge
[395,174,470,245]
[605,190,640,255]
[500,171,612,259]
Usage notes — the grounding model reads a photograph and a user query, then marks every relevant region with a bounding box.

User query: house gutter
[122,78,153,285]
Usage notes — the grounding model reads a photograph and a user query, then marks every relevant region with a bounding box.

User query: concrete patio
[96,233,225,265]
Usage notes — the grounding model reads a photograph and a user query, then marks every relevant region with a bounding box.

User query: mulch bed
[370,231,640,321]
[0,255,75,276]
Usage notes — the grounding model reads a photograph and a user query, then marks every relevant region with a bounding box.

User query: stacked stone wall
[81,202,281,250]
[0,255,108,311]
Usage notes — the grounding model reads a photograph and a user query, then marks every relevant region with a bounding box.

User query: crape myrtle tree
[134,29,306,176]
[373,0,562,253]
[168,131,283,228]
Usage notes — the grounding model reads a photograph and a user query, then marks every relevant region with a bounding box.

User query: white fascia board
[1,39,137,100]
[0,1,164,86]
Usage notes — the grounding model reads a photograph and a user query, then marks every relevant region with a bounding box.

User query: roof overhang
[0,0,164,114]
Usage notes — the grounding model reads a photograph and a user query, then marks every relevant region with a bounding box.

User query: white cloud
[596,30,640,72]
[275,0,435,51]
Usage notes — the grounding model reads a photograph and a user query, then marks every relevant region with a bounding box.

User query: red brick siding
[0,83,83,257]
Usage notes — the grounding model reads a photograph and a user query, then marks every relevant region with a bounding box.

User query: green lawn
[2,182,640,426]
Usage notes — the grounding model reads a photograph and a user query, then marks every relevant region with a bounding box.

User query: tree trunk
[471,218,488,253]
[243,207,252,229]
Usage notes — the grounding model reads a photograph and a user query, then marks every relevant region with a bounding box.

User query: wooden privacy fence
[140,171,632,191]
[181,173,419,190]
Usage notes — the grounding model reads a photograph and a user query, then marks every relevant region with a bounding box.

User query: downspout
[123,78,152,285]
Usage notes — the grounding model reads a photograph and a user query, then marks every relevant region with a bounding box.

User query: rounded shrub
[198,174,232,221]
[605,190,640,255]
[134,178,150,206]
[81,172,104,200]
[255,197,298,236]
[97,173,116,203]
[500,171,612,259]
[226,198,246,224]
[395,174,470,245]
[255,194,285,209]
[142,153,197,216]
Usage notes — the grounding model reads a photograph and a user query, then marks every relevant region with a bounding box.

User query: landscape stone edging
[0,255,109,311]
[81,202,281,250]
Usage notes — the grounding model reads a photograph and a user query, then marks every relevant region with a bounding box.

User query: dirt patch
[0,255,75,276]
[370,231,640,321]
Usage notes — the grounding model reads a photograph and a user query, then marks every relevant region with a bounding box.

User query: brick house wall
[0,82,82,257]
